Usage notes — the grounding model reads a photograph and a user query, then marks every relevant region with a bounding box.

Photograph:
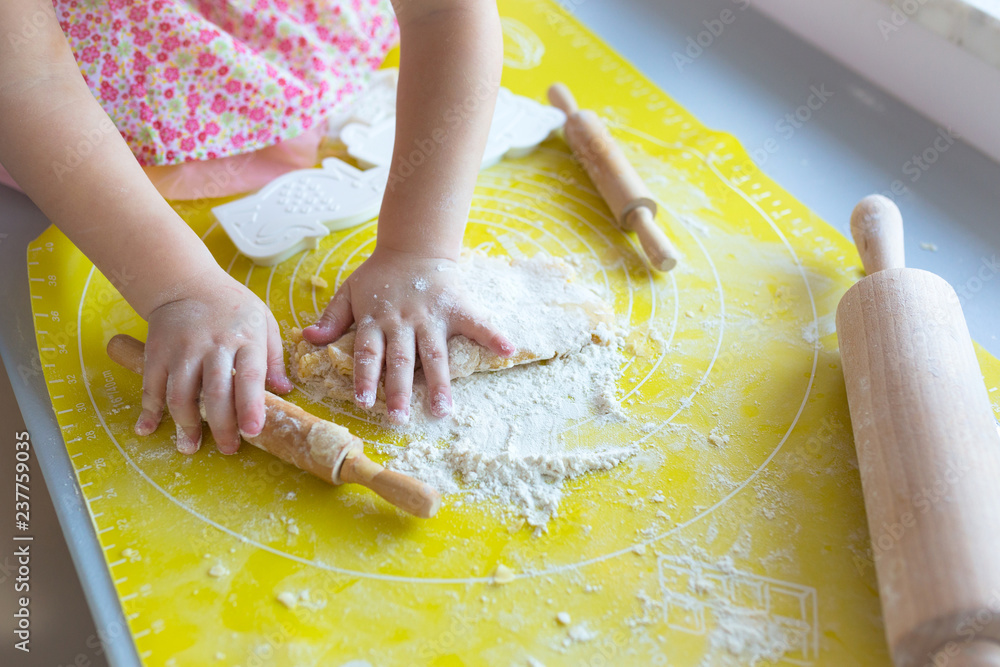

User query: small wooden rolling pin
[836,196,1000,667]
[548,82,680,272]
[106,334,441,518]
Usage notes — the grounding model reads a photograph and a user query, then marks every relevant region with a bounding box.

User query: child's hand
[302,248,514,424]
[134,270,293,455]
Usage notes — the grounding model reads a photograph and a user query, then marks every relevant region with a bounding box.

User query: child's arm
[0,0,292,454]
[304,0,514,423]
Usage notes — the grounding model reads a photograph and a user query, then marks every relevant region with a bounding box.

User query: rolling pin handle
[339,453,442,519]
[107,334,442,518]
[107,334,146,375]
[849,194,905,274]
[626,206,680,272]
[547,82,579,115]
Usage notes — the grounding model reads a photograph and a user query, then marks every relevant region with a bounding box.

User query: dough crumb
[920,242,938,252]
[707,428,730,447]
[208,564,229,578]
[214,652,225,661]
[276,591,298,609]
[121,548,137,559]
[310,275,328,289]
[566,622,598,644]
[493,563,515,584]
[556,611,571,626]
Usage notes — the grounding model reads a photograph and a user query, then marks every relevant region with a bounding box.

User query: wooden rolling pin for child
[106,335,441,518]
[548,82,680,272]
[837,196,1000,667]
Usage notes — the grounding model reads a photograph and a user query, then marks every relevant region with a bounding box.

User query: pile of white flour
[291,252,634,531]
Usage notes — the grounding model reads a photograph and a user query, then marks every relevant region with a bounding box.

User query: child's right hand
[134,269,293,455]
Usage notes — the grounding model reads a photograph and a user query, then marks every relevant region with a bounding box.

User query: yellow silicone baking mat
[26,1,1000,665]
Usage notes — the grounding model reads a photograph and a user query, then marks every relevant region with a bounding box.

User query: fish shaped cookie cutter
[212,158,389,266]
[216,71,565,266]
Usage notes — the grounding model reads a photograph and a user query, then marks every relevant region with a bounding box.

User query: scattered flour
[290,252,635,532]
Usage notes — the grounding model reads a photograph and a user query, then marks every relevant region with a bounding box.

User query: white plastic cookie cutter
[340,87,566,170]
[216,70,565,266]
[212,158,389,266]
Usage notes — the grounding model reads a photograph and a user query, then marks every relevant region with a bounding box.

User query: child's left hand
[302,247,514,424]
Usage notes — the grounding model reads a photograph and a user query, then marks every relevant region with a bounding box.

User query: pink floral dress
[8,0,398,198]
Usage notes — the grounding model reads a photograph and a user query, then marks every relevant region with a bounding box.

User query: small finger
[353,320,385,409]
[455,313,515,358]
[417,324,452,418]
[303,283,353,345]
[234,345,267,438]
[135,355,167,436]
[202,351,240,455]
[165,359,204,455]
[384,326,416,424]
[265,313,293,394]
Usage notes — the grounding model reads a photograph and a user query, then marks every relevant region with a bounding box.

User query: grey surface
[0,186,130,666]
[0,1,997,664]
[572,0,999,355]
[0,355,109,667]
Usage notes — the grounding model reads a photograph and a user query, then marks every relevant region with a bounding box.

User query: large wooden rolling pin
[547,82,680,272]
[106,334,441,518]
[836,195,1000,667]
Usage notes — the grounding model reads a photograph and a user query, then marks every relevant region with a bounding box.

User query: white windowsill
[753,0,1000,165]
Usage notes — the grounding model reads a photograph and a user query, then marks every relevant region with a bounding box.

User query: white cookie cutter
[340,87,565,169]
[218,71,565,266]
[212,157,388,266]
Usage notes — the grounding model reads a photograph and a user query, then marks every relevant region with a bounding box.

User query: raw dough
[289,251,615,412]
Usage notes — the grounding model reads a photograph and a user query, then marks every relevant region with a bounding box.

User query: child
[0,0,515,454]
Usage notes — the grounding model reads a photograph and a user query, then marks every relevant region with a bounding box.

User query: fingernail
[431,393,452,417]
[175,425,202,455]
[388,407,409,425]
[134,414,155,436]
[356,389,376,408]
[500,340,516,356]
[220,439,240,456]
[242,418,263,438]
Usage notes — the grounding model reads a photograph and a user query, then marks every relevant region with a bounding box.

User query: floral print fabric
[55,0,398,166]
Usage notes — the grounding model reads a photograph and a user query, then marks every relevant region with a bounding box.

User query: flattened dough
[289,252,615,409]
